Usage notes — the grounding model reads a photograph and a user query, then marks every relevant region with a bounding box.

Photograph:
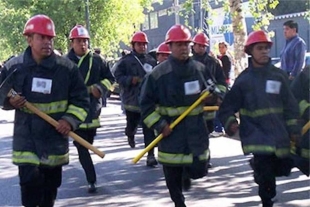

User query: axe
[133,79,216,164]
[0,68,105,158]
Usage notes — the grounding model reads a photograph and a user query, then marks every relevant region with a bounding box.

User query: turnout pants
[163,165,186,207]
[73,128,97,184]
[163,158,207,207]
[19,165,62,207]
[252,154,293,205]
[125,110,155,155]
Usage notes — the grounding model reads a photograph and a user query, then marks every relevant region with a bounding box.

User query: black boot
[88,182,97,194]
[262,199,274,207]
[182,177,191,191]
[249,157,259,184]
[146,154,158,167]
[39,187,57,207]
[127,136,135,148]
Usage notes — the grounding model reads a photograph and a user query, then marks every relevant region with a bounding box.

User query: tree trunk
[229,0,248,76]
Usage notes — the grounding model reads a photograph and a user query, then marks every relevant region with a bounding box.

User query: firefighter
[156,42,171,63]
[66,25,114,193]
[139,24,217,207]
[0,15,89,207]
[114,31,158,167]
[218,30,301,207]
[290,65,309,176]
[191,32,227,169]
[192,33,227,135]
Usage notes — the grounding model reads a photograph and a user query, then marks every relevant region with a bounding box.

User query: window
[142,14,149,30]
[150,11,158,29]
[158,9,167,17]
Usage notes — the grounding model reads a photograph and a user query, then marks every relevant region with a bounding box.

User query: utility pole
[85,0,91,47]
[200,0,204,30]
[174,0,180,24]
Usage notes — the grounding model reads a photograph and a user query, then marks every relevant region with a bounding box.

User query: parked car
[274,52,310,68]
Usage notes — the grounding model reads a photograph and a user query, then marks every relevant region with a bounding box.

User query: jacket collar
[23,46,56,69]
[248,57,272,72]
[168,55,191,65]
[67,48,80,63]
[132,51,146,59]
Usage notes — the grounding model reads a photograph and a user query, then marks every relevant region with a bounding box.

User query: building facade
[141,0,309,58]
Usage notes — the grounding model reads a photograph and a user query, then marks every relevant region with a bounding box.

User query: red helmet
[23,14,56,37]
[156,42,171,54]
[192,33,209,46]
[69,25,90,39]
[165,24,191,44]
[244,30,273,54]
[131,31,148,43]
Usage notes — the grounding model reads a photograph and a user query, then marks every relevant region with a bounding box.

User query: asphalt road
[0,96,309,207]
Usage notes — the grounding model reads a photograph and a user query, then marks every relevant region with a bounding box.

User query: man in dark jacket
[0,15,90,207]
[219,30,301,207]
[114,31,158,167]
[140,24,217,207]
[66,25,114,193]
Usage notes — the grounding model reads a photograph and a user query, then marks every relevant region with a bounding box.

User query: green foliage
[269,0,308,16]
[181,0,280,32]
[248,0,279,31]
[0,0,153,61]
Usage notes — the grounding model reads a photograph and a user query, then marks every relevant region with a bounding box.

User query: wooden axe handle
[8,90,105,158]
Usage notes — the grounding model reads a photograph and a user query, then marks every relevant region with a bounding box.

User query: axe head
[0,68,17,107]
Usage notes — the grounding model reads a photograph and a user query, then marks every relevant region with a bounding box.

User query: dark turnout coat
[219,60,301,158]
[0,47,90,167]
[66,49,114,129]
[139,56,214,170]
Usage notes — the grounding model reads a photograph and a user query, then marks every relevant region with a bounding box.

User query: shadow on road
[0,104,309,207]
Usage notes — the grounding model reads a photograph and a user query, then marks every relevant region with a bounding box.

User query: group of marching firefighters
[0,14,308,207]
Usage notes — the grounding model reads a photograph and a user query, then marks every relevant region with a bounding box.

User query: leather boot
[127,136,135,148]
[146,154,158,167]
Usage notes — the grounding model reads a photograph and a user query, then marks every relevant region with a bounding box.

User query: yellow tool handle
[8,90,105,158]
[203,106,219,111]
[302,120,310,136]
[132,90,211,164]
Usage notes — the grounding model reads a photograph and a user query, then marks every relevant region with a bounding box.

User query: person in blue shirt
[280,20,306,80]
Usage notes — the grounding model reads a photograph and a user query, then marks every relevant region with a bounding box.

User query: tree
[183,0,279,75]
[229,0,248,75]
[0,0,154,60]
